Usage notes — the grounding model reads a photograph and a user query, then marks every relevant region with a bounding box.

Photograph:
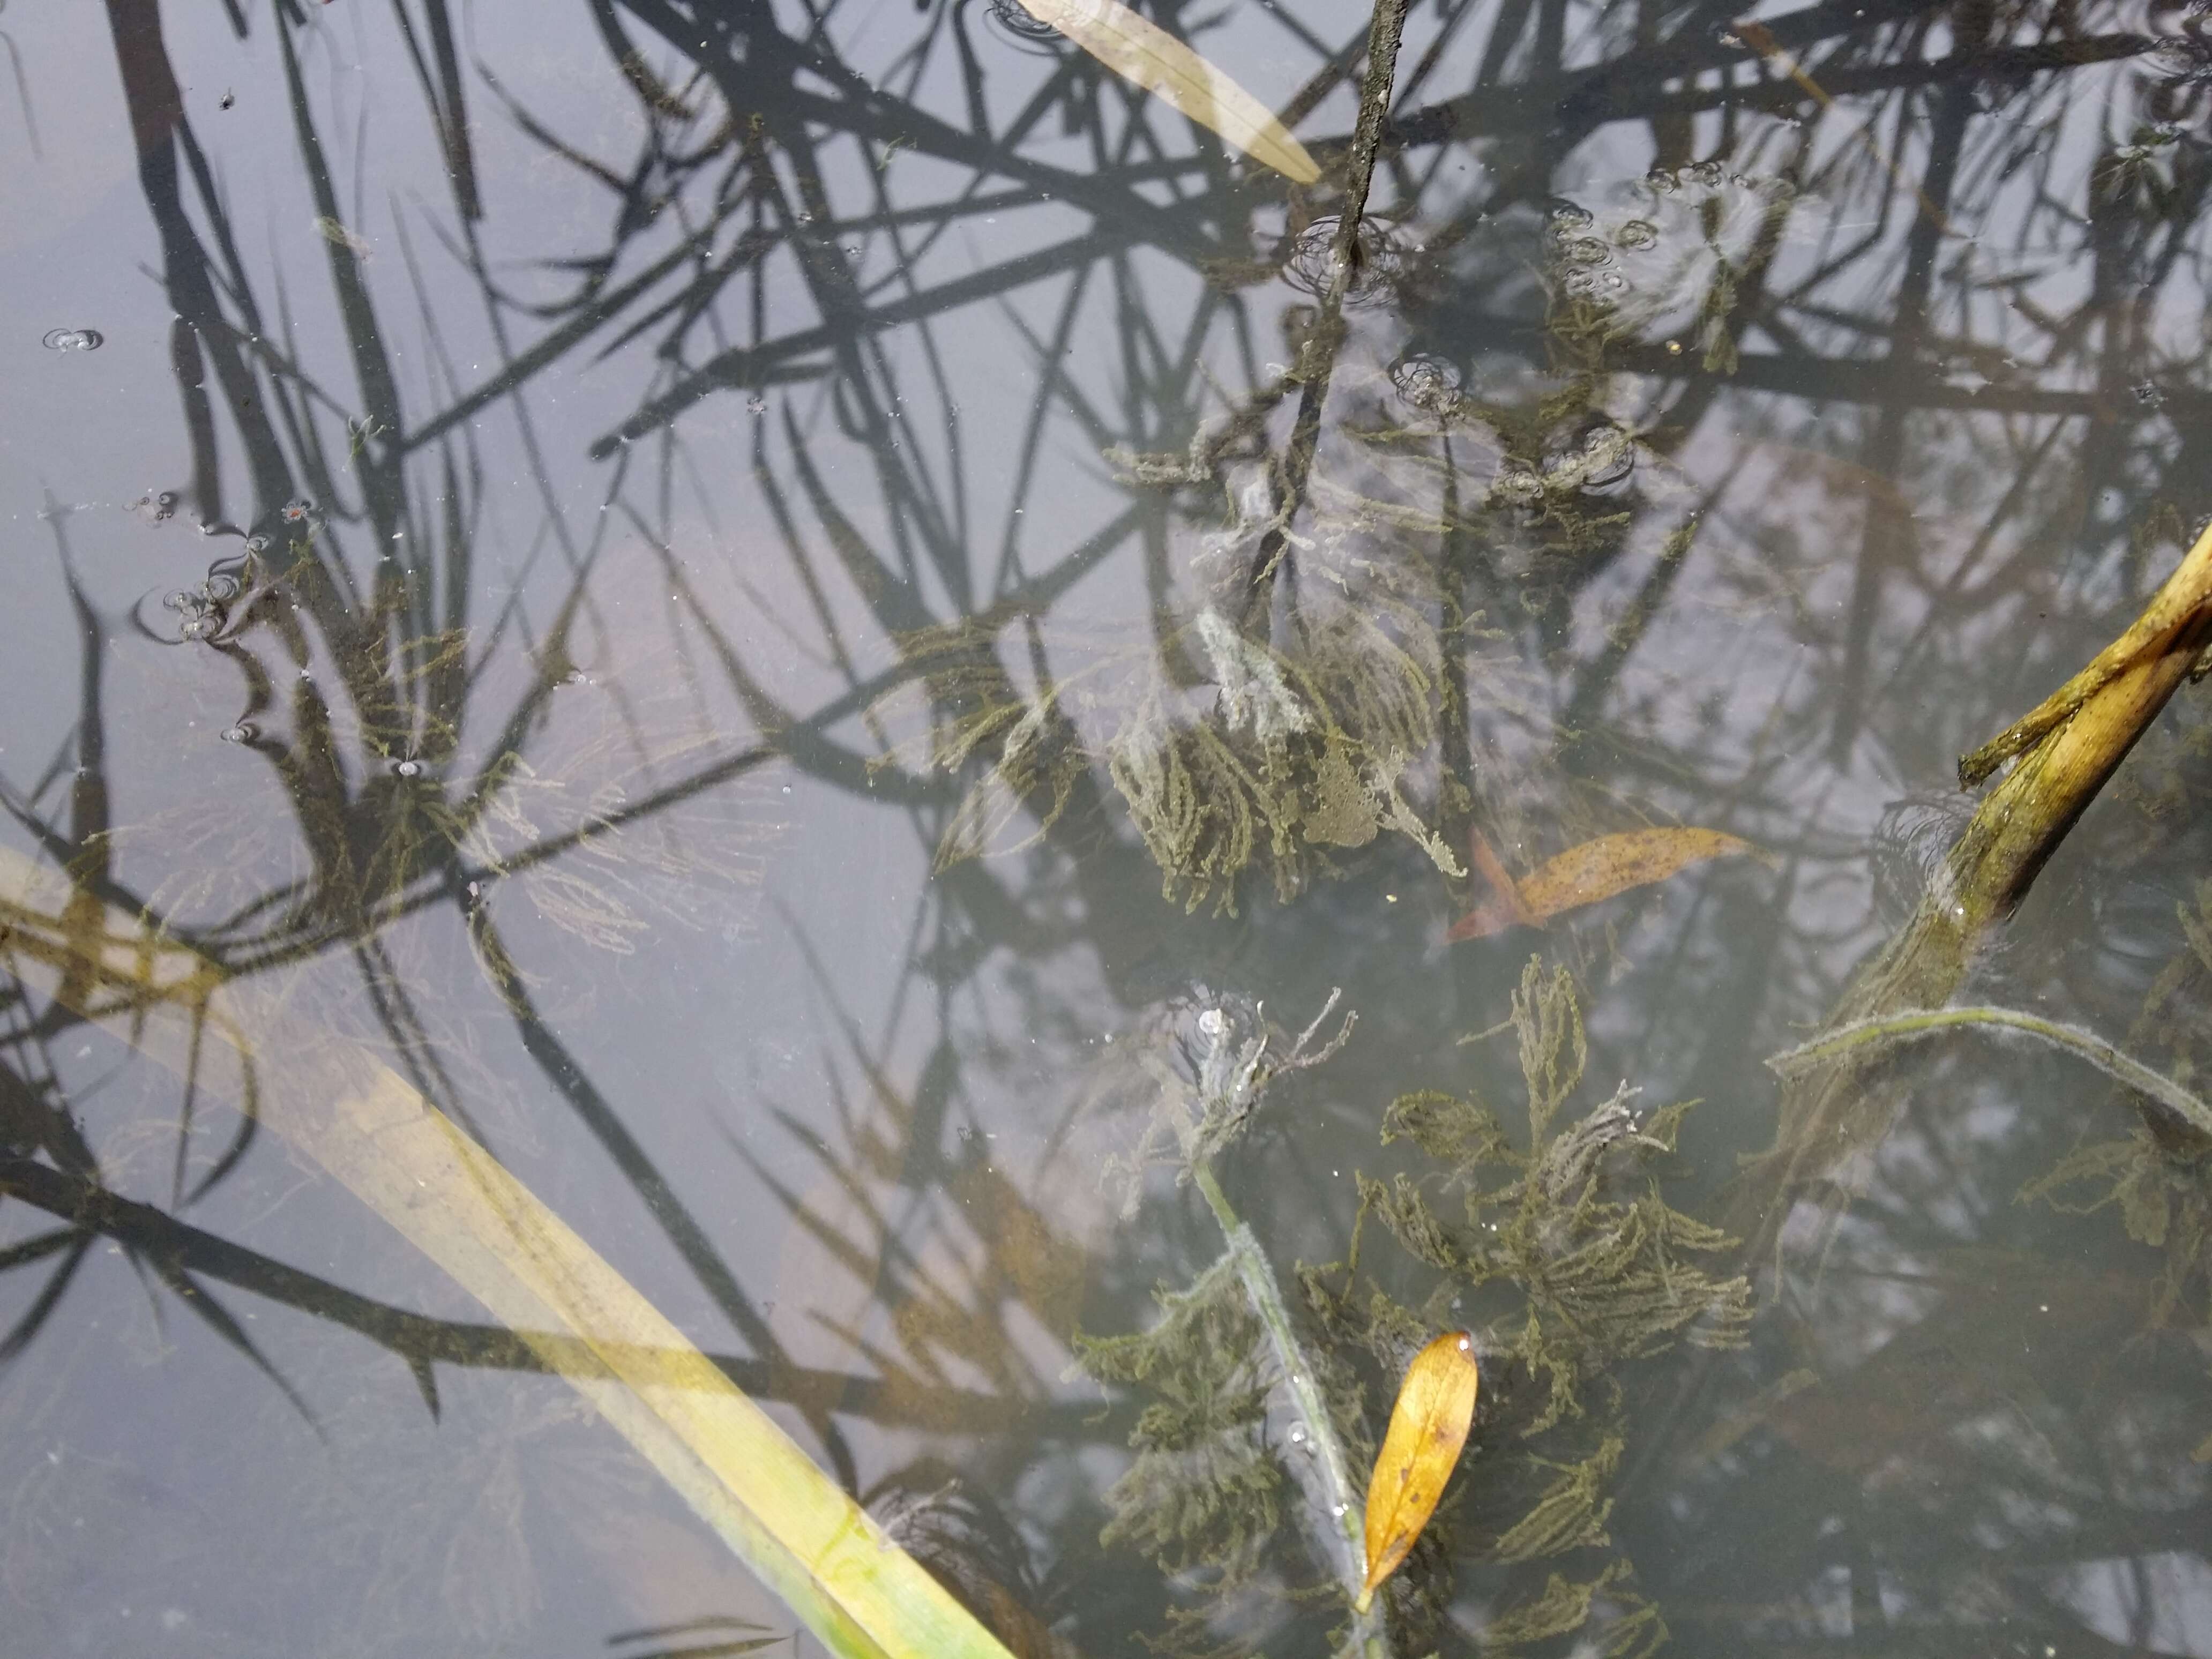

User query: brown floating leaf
[1447,827,1762,942]
[1357,1329,1479,1614]
[1014,0,1319,184]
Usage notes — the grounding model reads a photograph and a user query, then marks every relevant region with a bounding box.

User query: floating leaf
[1448,827,1762,941]
[1357,1328,1479,1613]
[1014,0,1319,184]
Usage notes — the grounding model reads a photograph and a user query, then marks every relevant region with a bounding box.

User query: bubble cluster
[1389,353,1465,417]
[1558,422,1636,491]
[131,489,180,526]
[1491,467,1543,507]
[146,543,263,646]
[1551,200,1631,303]
[1282,216,1405,308]
[42,327,104,352]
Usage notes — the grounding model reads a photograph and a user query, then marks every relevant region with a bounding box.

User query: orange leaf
[1447,827,1761,942]
[1357,1330,1479,1614]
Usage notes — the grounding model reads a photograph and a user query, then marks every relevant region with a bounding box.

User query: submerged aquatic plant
[890,466,1468,915]
[1077,962,1750,1657]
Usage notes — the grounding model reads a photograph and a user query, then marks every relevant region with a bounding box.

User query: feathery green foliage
[1077,961,1746,1657]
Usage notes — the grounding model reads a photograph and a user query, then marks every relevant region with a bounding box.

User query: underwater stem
[1768,1005,2212,1148]
[1191,1159,1394,1659]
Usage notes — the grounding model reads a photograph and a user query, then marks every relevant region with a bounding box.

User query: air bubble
[42,327,104,352]
[1616,219,1659,250]
[1561,236,1612,267]
[1575,424,1636,489]
[1687,160,1724,186]
[984,0,1065,50]
[393,758,423,778]
[1282,216,1404,307]
[1549,201,1595,231]
[244,534,270,553]
[1646,168,1680,195]
[221,722,256,744]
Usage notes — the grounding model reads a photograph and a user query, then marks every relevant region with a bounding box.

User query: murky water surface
[5,0,2212,1654]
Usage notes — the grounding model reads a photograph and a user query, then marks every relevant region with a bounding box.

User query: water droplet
[42,327,104,352]
[221,722,255,744]
[1616,219,1659,250]
[393,758,422,778]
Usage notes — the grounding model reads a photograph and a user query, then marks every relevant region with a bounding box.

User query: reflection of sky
[2,0,2211,1653]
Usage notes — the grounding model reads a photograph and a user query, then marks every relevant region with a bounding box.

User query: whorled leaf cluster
[1364,960,1753,1436]
[890,462,1470,915]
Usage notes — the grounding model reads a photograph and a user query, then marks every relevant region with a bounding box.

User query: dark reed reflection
[2,0,2210,1652]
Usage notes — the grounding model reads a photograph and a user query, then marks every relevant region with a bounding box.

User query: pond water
[3,0,2212,1654]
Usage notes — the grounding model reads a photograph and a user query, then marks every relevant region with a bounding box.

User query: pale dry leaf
[1015,0,1319,183]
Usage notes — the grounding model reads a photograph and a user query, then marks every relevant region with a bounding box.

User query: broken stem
[1245,0,1411,610]
[1768,1005,2212,1148]
[1191,1159,1393,1659]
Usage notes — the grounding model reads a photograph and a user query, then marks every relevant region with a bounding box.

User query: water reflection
[2,0,2211,1651]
